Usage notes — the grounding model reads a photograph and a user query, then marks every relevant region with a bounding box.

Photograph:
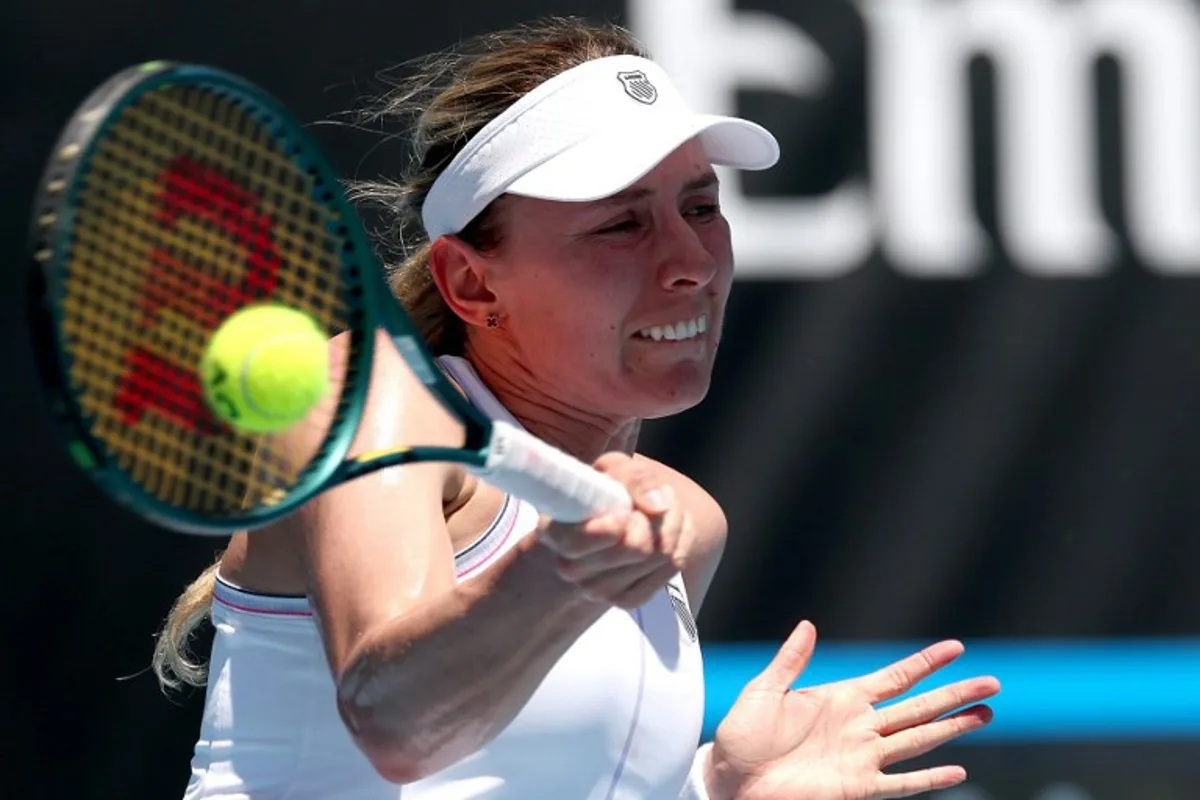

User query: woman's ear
[427,235,500,328]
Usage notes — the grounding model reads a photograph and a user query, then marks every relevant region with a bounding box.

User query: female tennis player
[158,17,999,800]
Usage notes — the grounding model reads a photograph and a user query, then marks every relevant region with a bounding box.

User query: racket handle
[478,421,633,522]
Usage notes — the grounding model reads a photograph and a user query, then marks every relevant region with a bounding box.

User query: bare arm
[279,332,687,784]
[335,536,608,782]
[266,332,599,782]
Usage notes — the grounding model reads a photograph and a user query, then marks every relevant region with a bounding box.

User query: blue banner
[703,638,1200,742]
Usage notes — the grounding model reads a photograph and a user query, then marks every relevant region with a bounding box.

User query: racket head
[27,61,384,534]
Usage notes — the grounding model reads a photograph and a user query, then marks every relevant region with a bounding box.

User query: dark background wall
[3,1,1198,797]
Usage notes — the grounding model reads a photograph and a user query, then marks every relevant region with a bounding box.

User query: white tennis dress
[183,355,706,799]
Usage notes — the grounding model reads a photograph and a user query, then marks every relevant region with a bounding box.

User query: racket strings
[59,83,356,516]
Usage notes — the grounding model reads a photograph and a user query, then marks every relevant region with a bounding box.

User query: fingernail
[643,484,674,513]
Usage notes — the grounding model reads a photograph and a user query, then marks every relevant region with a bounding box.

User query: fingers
[594,451,675,516]
[540,454,678,561]
[538,452,691,608]
[858,640,965,704]
[876,675,1001,735]
[879,705,995,768]
[755,619,817,693]
[581,558,684,610]
[874,765,968,799]
[556,504,685,582]
[540,508,632,560]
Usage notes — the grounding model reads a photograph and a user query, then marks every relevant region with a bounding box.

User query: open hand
[707,621,1000,799]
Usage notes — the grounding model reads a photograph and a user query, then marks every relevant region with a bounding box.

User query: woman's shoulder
[341,328,464,438]
[632,454,727,548]
[632,452,723,510]
[631,453,727,611]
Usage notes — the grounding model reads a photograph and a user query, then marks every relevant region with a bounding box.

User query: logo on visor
[617,70,657,104]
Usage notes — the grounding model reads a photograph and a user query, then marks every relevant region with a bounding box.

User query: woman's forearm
[335,534,607,783]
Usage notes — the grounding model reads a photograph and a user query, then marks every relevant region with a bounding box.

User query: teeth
[637,314,708,342]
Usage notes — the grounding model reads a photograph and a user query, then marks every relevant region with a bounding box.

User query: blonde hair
[152,16,648,692]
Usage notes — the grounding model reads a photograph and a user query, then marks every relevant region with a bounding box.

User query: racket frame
[29,60,627,536]
[27,62,499,535]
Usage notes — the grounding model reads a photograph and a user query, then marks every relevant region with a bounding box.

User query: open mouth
[633,314,708,342]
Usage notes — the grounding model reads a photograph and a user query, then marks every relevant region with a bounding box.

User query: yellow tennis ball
[200,304,330,433]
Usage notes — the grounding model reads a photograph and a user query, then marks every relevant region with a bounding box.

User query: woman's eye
[593,204,719,235]
[598,219,642,234]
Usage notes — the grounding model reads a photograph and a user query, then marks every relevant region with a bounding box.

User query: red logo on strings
[112,155,283,432]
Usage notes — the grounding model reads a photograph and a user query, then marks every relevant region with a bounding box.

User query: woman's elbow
[336,691,434,784]
[334,638,484,783]
[335,659,426,783]
[359,744,430,785]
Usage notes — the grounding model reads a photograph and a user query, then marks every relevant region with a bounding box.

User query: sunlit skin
[429,138,732,463]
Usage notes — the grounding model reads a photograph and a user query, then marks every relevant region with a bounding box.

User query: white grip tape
[476,420,632,522]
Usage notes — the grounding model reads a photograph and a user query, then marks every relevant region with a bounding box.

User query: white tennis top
[184,355,706,799]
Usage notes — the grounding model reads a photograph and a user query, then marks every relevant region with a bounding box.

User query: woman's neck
[458,345,641,465]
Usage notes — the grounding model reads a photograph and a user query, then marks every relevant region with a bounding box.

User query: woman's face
[486,138,734,420]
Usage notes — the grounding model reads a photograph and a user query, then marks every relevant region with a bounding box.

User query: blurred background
[4,0,1200,797]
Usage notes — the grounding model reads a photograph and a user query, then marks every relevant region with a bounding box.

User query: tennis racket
[27,61,632,536]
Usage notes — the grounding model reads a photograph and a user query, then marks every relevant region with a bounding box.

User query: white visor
[421,54,780,240]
